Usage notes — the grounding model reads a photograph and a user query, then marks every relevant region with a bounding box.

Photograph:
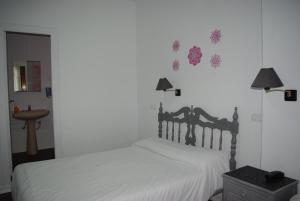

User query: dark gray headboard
[158,103,239,170]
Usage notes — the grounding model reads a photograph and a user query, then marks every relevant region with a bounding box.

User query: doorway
[6,32,55,168]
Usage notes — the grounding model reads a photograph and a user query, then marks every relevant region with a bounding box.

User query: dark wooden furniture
[223,166,298,201]
[158,102,239,170]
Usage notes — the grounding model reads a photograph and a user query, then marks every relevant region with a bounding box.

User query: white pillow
[133,137,229,171]
[134,137,230,196]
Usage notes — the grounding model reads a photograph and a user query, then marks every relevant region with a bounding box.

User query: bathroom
[6,32,55,168]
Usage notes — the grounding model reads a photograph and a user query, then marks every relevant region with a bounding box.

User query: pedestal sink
[13,109,49,155]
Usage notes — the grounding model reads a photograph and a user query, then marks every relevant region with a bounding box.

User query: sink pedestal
[13,109,49,156]
[27,120,38,155]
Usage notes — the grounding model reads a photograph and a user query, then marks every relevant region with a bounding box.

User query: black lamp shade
[251,68,283,89]
[156,78,173,91]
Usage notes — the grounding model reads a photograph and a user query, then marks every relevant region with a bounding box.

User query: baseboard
[0,184,11,194]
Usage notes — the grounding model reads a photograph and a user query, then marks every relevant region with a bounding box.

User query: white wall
[6,33,54,153]
[1,0,298,195]
[136,0,262,168]
[0,0,137,192]
[262,0,300,191]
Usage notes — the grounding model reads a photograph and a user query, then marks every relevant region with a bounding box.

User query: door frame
[0,23,62,192]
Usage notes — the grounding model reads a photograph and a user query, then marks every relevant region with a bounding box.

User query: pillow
[133,137,229,171]
[133,137,229,195]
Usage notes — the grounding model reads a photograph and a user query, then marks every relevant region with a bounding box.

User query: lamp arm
[166,89,181,96]
[265,89,285,93]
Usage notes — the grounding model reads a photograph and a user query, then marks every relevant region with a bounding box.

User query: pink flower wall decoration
[172,60,180,71]
[210,29,221,44]
[210,54,222,68]
[172,40,180,52]
[188,46,202,66]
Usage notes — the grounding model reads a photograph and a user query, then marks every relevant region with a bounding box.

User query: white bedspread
[12,138,229,201]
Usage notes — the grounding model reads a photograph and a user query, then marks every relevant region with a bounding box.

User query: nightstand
[223,166,298,201]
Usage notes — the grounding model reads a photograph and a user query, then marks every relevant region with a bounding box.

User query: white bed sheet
[12,139,228,201]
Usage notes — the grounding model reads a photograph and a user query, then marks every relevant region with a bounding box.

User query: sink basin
[13,109,49,120]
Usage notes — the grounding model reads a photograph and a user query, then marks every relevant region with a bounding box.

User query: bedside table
[223,166,298,201]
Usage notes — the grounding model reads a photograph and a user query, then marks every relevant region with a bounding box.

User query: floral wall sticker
[188,46,202,66]
[210,29,221,44]
[172,59,180,71]
[172,40,180,52]
[210,54,222,68]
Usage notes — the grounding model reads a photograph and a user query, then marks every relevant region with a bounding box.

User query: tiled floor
[0,193,12,201]
[12,148,55,169]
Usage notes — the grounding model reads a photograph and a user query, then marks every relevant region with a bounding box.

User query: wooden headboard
[158,103,239,170]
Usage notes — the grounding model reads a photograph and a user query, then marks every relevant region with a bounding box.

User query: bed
[12,103,239,201]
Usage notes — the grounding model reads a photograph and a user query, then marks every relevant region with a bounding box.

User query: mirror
[13,61,41,92]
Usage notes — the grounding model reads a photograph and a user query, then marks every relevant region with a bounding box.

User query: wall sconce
[251,68,297,101]
[156,78,181,96]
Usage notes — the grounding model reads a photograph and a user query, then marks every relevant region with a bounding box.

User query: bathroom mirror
[13,61,41,92]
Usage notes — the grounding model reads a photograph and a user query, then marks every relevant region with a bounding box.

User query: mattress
[12,138,229,201]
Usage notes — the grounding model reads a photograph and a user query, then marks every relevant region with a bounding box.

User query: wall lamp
[156,78,181,96]
[251,68,297,101]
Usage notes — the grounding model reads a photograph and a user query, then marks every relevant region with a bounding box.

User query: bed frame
[158,103,239,170]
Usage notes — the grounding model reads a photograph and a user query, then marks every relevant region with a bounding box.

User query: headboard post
[158,102,163,138]
[188,105,196,146]
[229,107,239,170]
